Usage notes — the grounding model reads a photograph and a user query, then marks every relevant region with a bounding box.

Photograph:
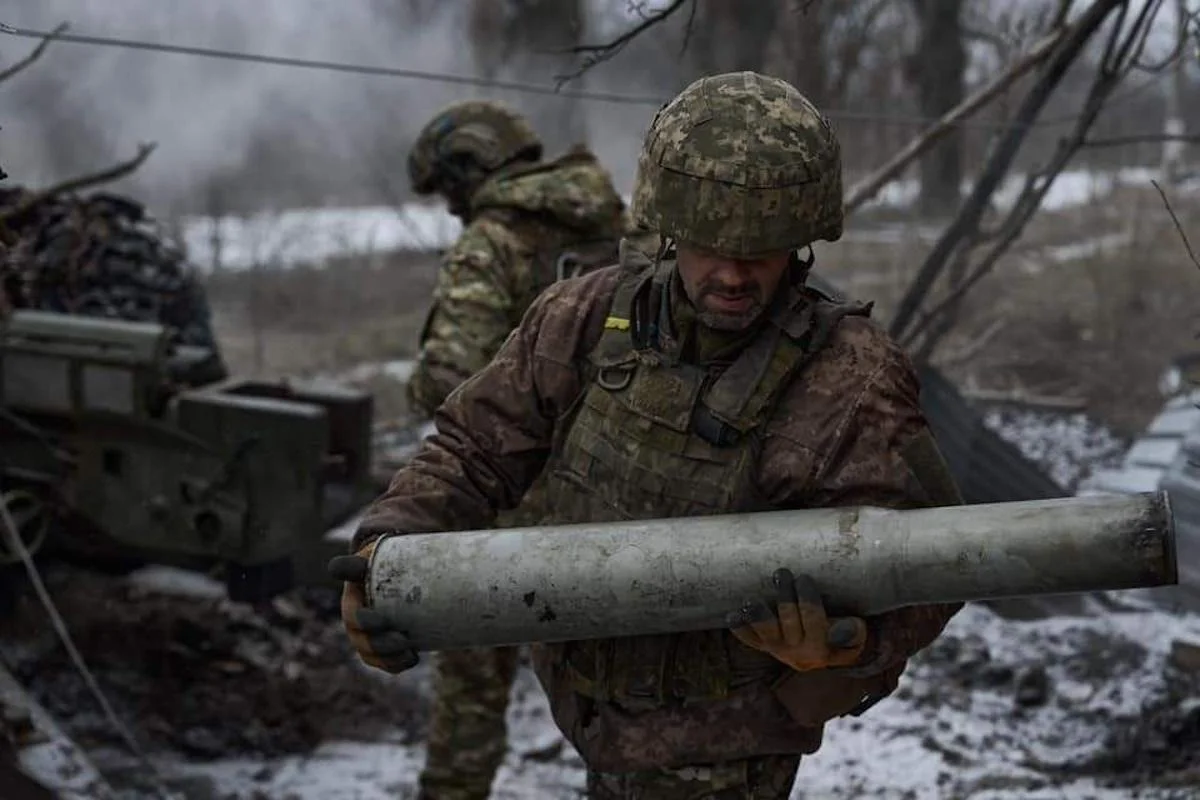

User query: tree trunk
[908,0,966,217]
[764,1,830,106]
[689,1,780,74]
[1161,0,1188,184]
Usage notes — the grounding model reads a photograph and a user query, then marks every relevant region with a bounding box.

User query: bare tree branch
[1132,0,1190,72]
[0,143,157,226]
[555,0,690,87]
[1082,133,1200,148]
[1105,0,1145,70]
[887,0,1129,346]
[826,0,891,104]
[0,21,66,83]
[1052,0,1075,29]
[679,0,700,56]
[845,25,1066,214]
[1152,178,1200,274]
[904,0,1170,359]
[962,24,1012,62]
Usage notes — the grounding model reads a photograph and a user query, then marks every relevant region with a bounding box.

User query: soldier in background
[337,73,963,798]
[403,100,633,800]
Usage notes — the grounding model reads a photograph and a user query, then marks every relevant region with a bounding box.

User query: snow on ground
[177,168,1179,271]
[1035,231,1134,268]
[158,664,588,800]
[855,166,1164,217]
[180,203,463,271]
[146,601,1200,799]
[801,603,1200,799]
[981,408,1128,492]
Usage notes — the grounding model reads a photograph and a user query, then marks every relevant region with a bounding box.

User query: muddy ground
[3,568,1200,799]
[0,569,423,761]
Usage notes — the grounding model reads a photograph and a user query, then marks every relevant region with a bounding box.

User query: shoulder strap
[583,244,658,370]
[693,285,873,446]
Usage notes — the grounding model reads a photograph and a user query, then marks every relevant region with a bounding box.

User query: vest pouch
[532,644,824,772]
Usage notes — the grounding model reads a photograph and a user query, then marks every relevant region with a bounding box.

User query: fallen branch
[1152,178,1200,274]
[0,21,66,84]
[958,388,1087,412]
[0,143,157,226]
[844,25,1066,214]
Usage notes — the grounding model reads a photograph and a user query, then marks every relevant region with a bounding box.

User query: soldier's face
[676,245,790,331]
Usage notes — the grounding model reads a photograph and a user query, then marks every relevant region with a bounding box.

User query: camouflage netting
[0,188,223,358]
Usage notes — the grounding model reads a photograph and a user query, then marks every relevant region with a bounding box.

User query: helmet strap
[789,245,815,284]
[654,235,675,267]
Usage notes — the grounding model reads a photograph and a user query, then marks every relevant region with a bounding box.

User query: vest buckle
[692,405,741,447]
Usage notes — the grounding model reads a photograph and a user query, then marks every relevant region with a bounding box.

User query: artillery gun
[0,308,379,602]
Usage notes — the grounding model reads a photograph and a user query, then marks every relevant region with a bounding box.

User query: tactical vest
[535,257,871,711]
[452,209,624,531]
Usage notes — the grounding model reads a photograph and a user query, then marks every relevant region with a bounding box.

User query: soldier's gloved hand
[327,540,420,674]
[725,568,869,672]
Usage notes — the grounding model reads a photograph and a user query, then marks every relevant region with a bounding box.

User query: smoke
[0,0,678,215]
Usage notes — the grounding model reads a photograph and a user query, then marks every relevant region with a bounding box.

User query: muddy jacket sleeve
[765,319,964,677]
[353,268,618,551]
[406,219,526,416]
[820,340,962,676]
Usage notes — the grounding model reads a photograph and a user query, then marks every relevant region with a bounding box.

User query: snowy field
[177,167,1181,271]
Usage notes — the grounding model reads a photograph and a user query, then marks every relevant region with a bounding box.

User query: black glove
[328,542,419,673]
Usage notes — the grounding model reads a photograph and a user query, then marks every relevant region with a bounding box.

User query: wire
[0,22,665,105]
[0,493,180,799]
[0,22,1173,130]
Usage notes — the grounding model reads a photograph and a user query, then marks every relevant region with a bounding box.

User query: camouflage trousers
[418,645,521,800]
[585,755,801,800]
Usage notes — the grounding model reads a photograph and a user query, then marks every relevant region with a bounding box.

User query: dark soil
[0,564,426,763]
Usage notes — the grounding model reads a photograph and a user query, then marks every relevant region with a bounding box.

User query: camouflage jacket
[406,147,629,416]
[359,246,962,770]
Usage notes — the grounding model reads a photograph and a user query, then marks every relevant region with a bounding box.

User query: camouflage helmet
[631,71,843,258]
[407,100,543,195]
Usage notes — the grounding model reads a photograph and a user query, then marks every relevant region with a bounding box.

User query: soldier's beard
[693,283,766,331]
